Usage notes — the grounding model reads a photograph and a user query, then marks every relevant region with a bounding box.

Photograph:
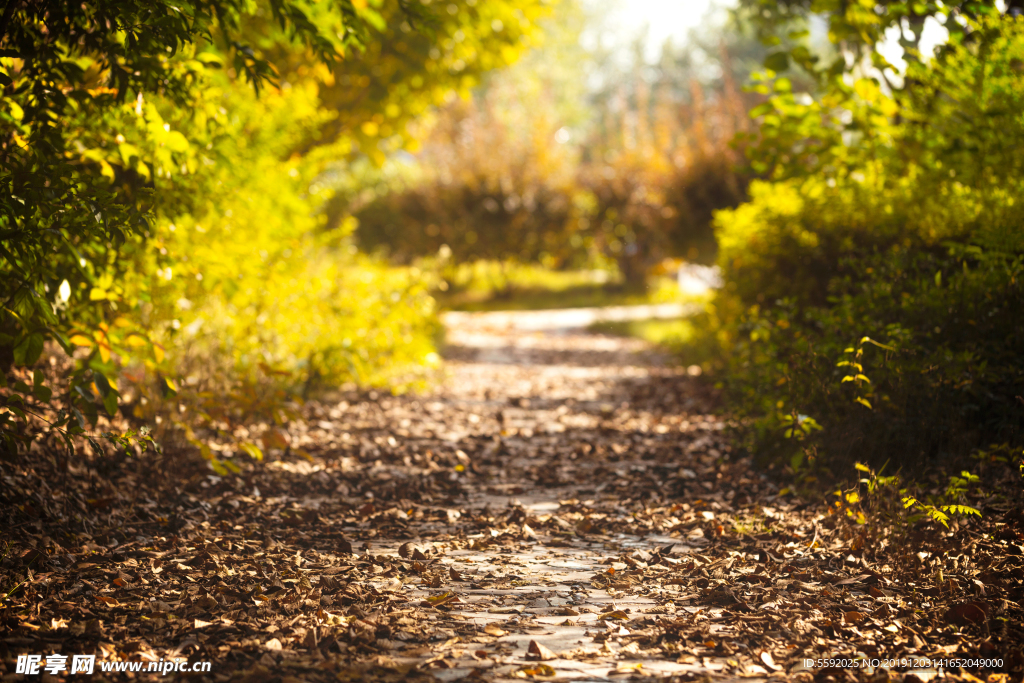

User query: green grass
[434,260,687,312]
[587,315,722,370]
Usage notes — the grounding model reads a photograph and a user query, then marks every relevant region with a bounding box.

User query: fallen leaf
[513,664,556,678]
[759,651,779,671]
[526,640,556,661]
[945,601,988,626]
[598,610,629,620]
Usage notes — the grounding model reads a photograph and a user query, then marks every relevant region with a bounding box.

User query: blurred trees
[350,2,770,289]
[0,0,549,464]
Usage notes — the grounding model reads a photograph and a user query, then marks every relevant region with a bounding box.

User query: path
[4,308,1016,682]
[237,310,785,682]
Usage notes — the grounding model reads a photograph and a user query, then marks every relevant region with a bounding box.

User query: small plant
[780,412,822,440]
[837,337,894,410]
[845,462,982,529]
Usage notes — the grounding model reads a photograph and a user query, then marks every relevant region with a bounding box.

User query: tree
[0,0,550,454]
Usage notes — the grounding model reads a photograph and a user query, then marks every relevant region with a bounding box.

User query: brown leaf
[843,610,865,624]
[597,610,629,620]
[759,651,779,672]
[945,601,989,626]
[526,640,557,661]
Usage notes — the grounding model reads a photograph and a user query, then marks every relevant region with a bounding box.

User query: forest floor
[1,310,1022,682]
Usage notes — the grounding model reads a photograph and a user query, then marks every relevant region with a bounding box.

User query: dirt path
[2,311,1022,682]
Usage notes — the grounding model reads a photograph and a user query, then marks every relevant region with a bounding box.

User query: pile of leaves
[2,320,1021,681]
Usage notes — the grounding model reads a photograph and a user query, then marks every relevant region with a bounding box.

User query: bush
[712,14,1024,476]
[0,0,548,464]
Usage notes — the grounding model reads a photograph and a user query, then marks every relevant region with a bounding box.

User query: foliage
[738,0,1004,91]
[711,13,1024,476]
[350,3,764,289]
[0,0,549,461]
[349,0,589,271]
[831,462,982,529]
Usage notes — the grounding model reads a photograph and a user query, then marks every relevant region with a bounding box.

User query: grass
[587,315,722,370]
[434,260,688,312]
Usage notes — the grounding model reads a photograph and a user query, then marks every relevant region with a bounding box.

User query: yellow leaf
[89,288,107,301]
[427,591,456,605]
[153,342,165,363]
[598,610,629,620]
[239,442,263,461]
[69,334,93,347]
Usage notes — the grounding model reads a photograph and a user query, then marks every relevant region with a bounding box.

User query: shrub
[712,14,1024,476]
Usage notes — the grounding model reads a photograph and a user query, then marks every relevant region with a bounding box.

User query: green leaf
[940,504,981,517]
[93,371,112,397]
[13,333,45,366]
[764,52,790,72]
[103,390,119,417]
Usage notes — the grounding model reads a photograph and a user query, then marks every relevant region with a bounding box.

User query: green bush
[713,15,1024,475]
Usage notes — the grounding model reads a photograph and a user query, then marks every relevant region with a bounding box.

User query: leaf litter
[1,313,1022,681]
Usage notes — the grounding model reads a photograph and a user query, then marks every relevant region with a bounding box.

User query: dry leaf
[598,610,629,620]
[526,640,557,661]
[513,664,556,678]
[945,601,988,626]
